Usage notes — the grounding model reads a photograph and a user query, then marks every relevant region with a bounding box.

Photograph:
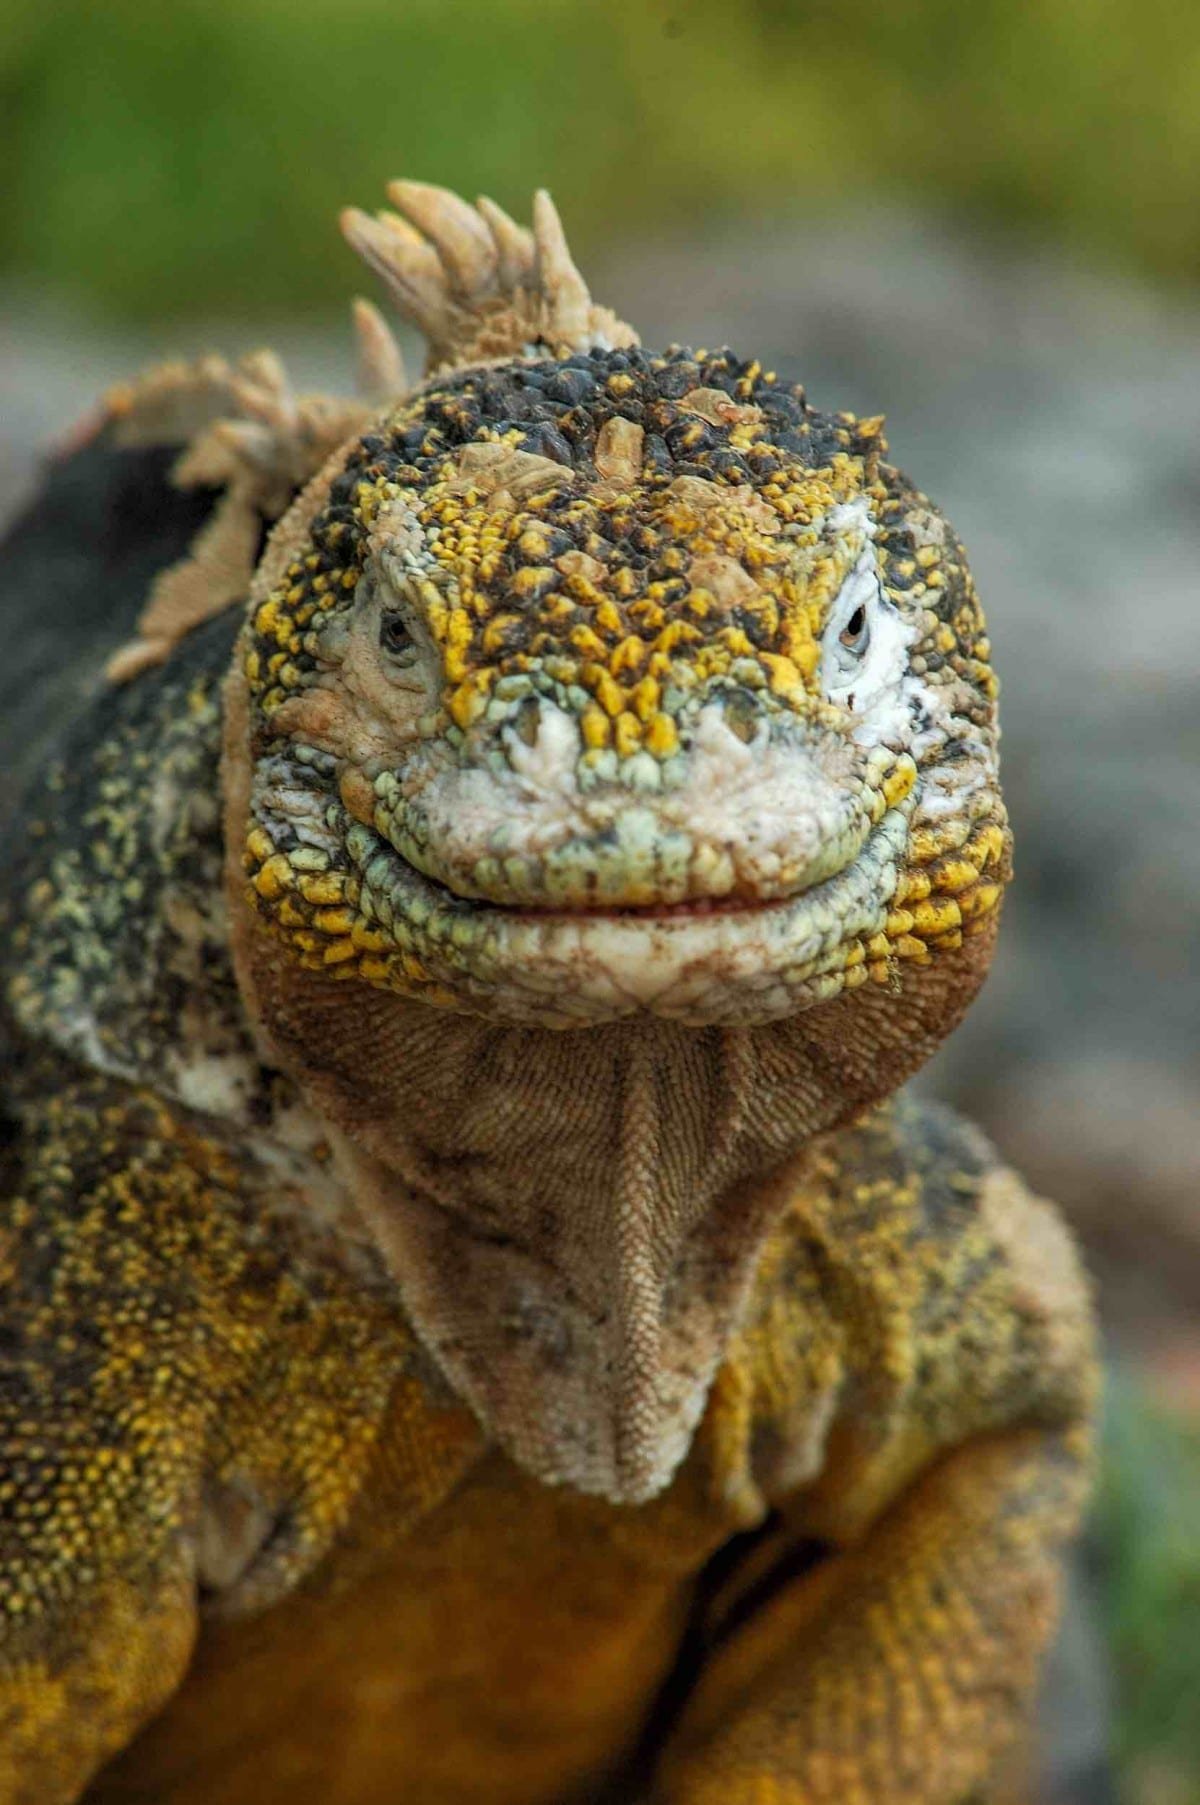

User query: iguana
[0,178,1096,1804]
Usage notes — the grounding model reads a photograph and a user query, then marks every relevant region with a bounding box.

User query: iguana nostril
[515,697,542,748]
[721,689,761,744]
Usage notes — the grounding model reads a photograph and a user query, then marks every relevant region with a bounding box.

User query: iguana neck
[227,889,994,1503]
[223,652,997,1500]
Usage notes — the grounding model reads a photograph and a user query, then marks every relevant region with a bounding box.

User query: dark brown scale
[642,434,672,475]
[520,423,575,467]
[544,368,598,406]
[704,448,754,483]
[652,362,701,399]
[663,419,718,458]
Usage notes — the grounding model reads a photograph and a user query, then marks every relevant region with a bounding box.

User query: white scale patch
[817,503,993,826]
[505,702,584,797]
[818,501,922,748]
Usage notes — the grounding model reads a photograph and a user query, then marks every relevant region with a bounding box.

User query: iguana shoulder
[721,1095,1096,1532]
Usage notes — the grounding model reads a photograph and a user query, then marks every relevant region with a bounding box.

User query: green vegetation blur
[2,0,1198,320]
[1100,1383,1200,1805]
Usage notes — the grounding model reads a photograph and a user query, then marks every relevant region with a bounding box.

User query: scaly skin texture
[0,179,1096,1803]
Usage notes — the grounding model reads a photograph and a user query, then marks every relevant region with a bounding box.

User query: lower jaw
[342,802,916,1028]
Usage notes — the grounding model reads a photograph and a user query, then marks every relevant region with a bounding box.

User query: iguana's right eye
[380,610,416,660]
[838,603,869,655]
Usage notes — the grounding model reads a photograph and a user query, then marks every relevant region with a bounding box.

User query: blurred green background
[2,0,1199,320]
[2,4,1199,1802]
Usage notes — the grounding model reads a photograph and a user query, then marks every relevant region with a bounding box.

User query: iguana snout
[372,693,899,915]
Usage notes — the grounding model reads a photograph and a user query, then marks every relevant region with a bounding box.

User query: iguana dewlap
[0,179,1096,1804]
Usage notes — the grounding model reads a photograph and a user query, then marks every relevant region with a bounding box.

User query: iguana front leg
[0,1097,213,1801]
[0,1076,405,1804]
[652,1106,1097,1805]
[0,1568,196,1805]
[653,1424,1088,1804]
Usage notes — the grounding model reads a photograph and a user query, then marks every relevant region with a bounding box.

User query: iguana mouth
[326,795,918,1027]
[498,892,778,921]
[375,867,808,922]
[367,711,906,915]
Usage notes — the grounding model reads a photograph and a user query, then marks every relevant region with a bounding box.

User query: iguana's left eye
[823,554,879,693]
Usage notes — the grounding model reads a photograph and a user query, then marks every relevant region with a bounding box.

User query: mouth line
[353,817,869,929]
[487,891,775,923]
[345,798,913,949]
[321,796,921,1023]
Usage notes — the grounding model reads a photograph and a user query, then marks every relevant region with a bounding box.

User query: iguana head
[235,182,1007,1031]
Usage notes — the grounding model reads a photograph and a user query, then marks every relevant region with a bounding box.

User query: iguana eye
[821,547,914,716]
[838,604,869,656]
[823,558,878,691]
[380,610,416,661]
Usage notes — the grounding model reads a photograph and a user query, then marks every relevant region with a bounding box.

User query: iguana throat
[226,793,999,1501]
